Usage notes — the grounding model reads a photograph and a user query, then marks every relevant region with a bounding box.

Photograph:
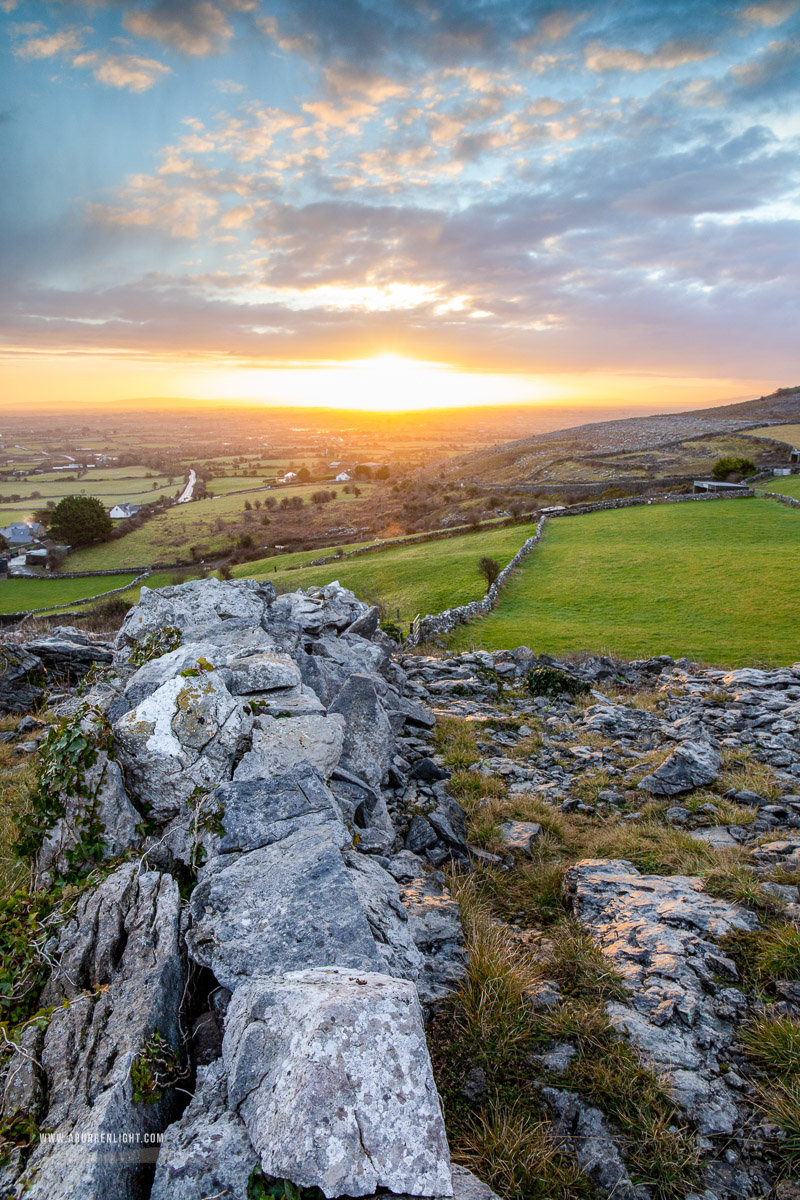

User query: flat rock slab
[564,858,759,1135]
[223,967,453,1199]
[234,712,344,782]
[637,739,721,796]
[499,820,541,854]
[688,826,740,848]
[204,764,346,857]
[187,826,383,989]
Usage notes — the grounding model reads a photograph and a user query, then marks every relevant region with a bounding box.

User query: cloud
[123,2,233,56]
[585,38,716,72]
[213,77,244,93]
[14,26,84,60]
[73,50,171,91]
[88,175,220,237]
[737,1,798,26]
[730,35,800,87]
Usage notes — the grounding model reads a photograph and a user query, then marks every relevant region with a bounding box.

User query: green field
[207,475,274,494]
[0,573,139,614]
[236,523,539,624]
[448,499,800,666]
[64,482,376,570]
[758,476,800,499]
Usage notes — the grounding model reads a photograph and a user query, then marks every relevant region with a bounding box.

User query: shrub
[712,456,756,481]
[526,666,589,699]
[478,556,502,588]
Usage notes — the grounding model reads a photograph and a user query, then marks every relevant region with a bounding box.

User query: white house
[110,503,142,519]
[282,472,298,483]
[335,471,352,482]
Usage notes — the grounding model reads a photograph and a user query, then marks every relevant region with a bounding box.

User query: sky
[1,0,799,411]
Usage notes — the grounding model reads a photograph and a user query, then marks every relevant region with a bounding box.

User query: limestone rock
[150,1059,259,1200]
[203,765,346,857]
[114,671,248,819]
[0,645,45,713]
[564,858,758,1134]
[36,754,140,884]
[187,826,382,989]
[20,865,183,1200]
[223,967,453,1199]
[233,711,344,782]
[638,739,721,796]
[343,849,425,982]
[499,820,541,854]
[329,672,394,790]
[541,1087,648,1200]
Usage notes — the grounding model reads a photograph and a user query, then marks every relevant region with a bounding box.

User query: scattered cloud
[73,50,171,91]
[213,77,244,93]
[14,26,84,60]
[585,38,716,72]
[123,2,233,56]
[737,1,798,26]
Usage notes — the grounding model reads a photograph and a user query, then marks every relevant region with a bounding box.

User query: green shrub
[526,666,589,699]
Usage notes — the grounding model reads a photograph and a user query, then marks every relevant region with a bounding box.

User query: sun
[327,355,452,411]
[182,354,555,410]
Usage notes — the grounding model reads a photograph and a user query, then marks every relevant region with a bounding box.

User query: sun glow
[181,354,557,411]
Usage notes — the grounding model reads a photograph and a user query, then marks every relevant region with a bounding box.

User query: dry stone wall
[1,577,489,1200]
[412,490,754,643]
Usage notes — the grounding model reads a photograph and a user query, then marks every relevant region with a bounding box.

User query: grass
[742,1015,800,1074]
[749,423,800,447]
[237,521,539,625]
[758,476,800,499]
[430,871,699,1200]
[0,716,35,899]
[62,482,378,570]
[448,499,800,666]
[0,574,139,615]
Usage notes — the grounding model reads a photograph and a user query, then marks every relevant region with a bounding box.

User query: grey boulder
[328,672,394,790]
[151,1059,259,1200]
[187,825,382,990]
[638,739,722,796]
[223,967,454,1199]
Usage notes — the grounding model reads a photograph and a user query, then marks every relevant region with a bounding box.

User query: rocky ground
[0,591,799,1199]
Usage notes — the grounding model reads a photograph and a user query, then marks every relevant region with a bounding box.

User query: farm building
[0,521,44,546]
[693,480,750,495]
[110,503,142,519]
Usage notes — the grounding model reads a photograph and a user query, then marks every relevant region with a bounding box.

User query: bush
[478,556,502,587]
[526,666,589,699]
[712,456,756,481]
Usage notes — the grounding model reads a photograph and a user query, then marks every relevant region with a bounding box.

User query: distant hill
[441,385,800,486]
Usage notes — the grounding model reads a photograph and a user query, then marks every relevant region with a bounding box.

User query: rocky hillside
[0,584,799,1200]
[441,384,800,486]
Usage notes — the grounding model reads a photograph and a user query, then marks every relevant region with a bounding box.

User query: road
[177,468,197,504]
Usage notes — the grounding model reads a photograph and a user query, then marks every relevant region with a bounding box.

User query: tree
[712,456,756,481]
[297,467,311,482]
[478,556,502,587]
[375,465,390,480]
[48,495,113,547]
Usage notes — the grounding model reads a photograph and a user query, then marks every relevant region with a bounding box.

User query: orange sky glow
[0,349,770,413]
